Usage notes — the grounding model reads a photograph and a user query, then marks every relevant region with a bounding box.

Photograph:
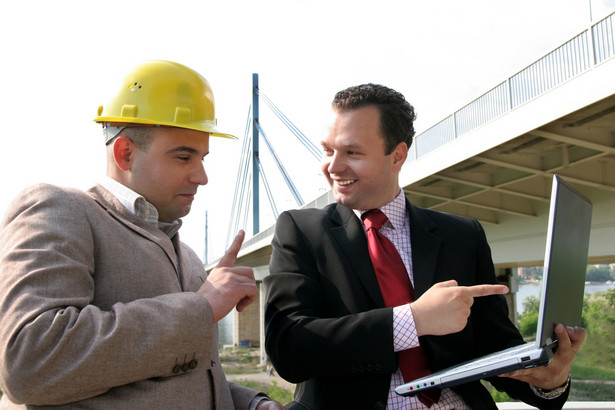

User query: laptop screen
[536,175,593,347]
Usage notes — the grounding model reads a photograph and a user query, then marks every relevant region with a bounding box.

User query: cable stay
[254,88,322,161]
[226,107,286,246]
[242,185,252,235]
[227,107,254,247]
[220,79,318,251]
[256,157,279,218]
[255,120,304,206]
[226,108,251,244]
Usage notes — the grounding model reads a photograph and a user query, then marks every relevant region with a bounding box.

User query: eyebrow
[165,146,200,155]
[320,141,364,149]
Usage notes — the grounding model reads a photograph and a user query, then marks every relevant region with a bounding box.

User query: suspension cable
[255,120,304,206]
[257,157,279,218]
[255,89,322,161]
[227,107,253,247]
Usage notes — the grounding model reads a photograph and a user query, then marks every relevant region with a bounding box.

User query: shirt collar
[99,176,160,224]
[379,189,408,231]
[355,188,407,230]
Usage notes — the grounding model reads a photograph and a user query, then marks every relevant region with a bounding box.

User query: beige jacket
[0,184,261,409]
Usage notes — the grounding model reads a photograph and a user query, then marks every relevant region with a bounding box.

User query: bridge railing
[238,12,615,253]
[413,11,615,159]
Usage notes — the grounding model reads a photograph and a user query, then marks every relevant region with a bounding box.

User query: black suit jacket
[264,200,569,409]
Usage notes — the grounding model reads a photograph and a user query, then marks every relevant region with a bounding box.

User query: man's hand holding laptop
[409,278,586,394]
[500,324,586,390]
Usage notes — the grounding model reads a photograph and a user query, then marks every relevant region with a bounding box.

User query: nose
[324,151,345,175]
[191,162,208,186]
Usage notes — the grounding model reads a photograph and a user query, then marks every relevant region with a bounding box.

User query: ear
[391,142,408,172]
[112,136,135,171]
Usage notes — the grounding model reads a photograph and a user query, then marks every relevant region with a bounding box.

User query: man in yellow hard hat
[0,60,283,409]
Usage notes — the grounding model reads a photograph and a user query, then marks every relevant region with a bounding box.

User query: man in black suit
[264,84,585,409]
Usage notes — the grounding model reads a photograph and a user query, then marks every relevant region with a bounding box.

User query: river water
[218,283,615,346]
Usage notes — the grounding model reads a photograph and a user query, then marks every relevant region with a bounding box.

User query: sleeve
[0,185,214,405]
[229,382,270,410]
[392,304,421,352]
[264,210,398,384]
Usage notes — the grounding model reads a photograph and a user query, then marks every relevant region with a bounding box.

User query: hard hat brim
[94,117,237,139]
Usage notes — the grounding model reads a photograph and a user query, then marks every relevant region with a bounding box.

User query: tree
[586,265,614,283]
[518,295,540,339]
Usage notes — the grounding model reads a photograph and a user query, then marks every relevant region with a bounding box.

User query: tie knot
[362,209,388,231]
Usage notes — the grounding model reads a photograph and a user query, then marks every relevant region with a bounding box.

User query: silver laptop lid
[536,175,592,347]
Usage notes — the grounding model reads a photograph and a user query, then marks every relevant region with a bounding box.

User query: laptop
[395,174,593,397]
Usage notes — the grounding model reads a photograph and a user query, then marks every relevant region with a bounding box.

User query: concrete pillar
[496,267,519,325]
[232,285,261,347]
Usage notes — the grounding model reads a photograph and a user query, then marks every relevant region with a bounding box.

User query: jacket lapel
[328,204,385,307]
[87,185,180,276]
[407,199,441,298]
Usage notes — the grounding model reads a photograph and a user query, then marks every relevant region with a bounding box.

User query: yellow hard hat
[94,60,236,139]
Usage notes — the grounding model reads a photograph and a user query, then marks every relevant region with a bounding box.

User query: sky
[1,0,614,262]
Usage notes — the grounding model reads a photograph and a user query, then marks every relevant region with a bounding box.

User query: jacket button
[172,364,182,374]
[189,359,198,369]
[181,362,190,372]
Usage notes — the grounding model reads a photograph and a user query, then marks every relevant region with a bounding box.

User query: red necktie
[362,209,440,407]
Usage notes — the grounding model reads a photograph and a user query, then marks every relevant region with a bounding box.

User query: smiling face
[320,105,408,211]
[114,127,210,222]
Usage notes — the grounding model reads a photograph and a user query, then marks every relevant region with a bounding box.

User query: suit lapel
[328,204,385,307]
[87,185,180,276]
[407,199,441,298]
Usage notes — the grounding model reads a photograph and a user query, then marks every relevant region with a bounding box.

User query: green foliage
[517,288,615,375]
[513,288,615,401]
[490,389,512,402]
[575,289,615,374]
[521,295,540,314]
[571,363,615,381]
[220,347,261,374]
[483,380,513,402]
[518,295,540,338]
[232,379,295,405]
[267,381,295,404]
[220,347,296,404]
[568,378,615,401]
[586,265,614,282]
[518,311,539,339]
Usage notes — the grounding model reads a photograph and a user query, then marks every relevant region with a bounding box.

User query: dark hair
[118,127,155,151]
[332,83,416,154]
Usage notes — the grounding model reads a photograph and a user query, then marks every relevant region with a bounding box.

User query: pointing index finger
[217,230,245,268]
[463,284,509,298]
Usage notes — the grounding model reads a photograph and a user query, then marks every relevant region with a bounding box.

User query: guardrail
[236,12,615,254]
[413,11,615,159]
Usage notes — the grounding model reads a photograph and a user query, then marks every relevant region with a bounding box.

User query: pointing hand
[411,280,509,336]
[197,230,258,322]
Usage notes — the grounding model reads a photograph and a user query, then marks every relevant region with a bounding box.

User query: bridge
[207,11,615,406]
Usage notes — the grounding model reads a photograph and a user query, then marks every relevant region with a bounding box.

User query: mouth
[179,193,197,201]
[334,179,356,187]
